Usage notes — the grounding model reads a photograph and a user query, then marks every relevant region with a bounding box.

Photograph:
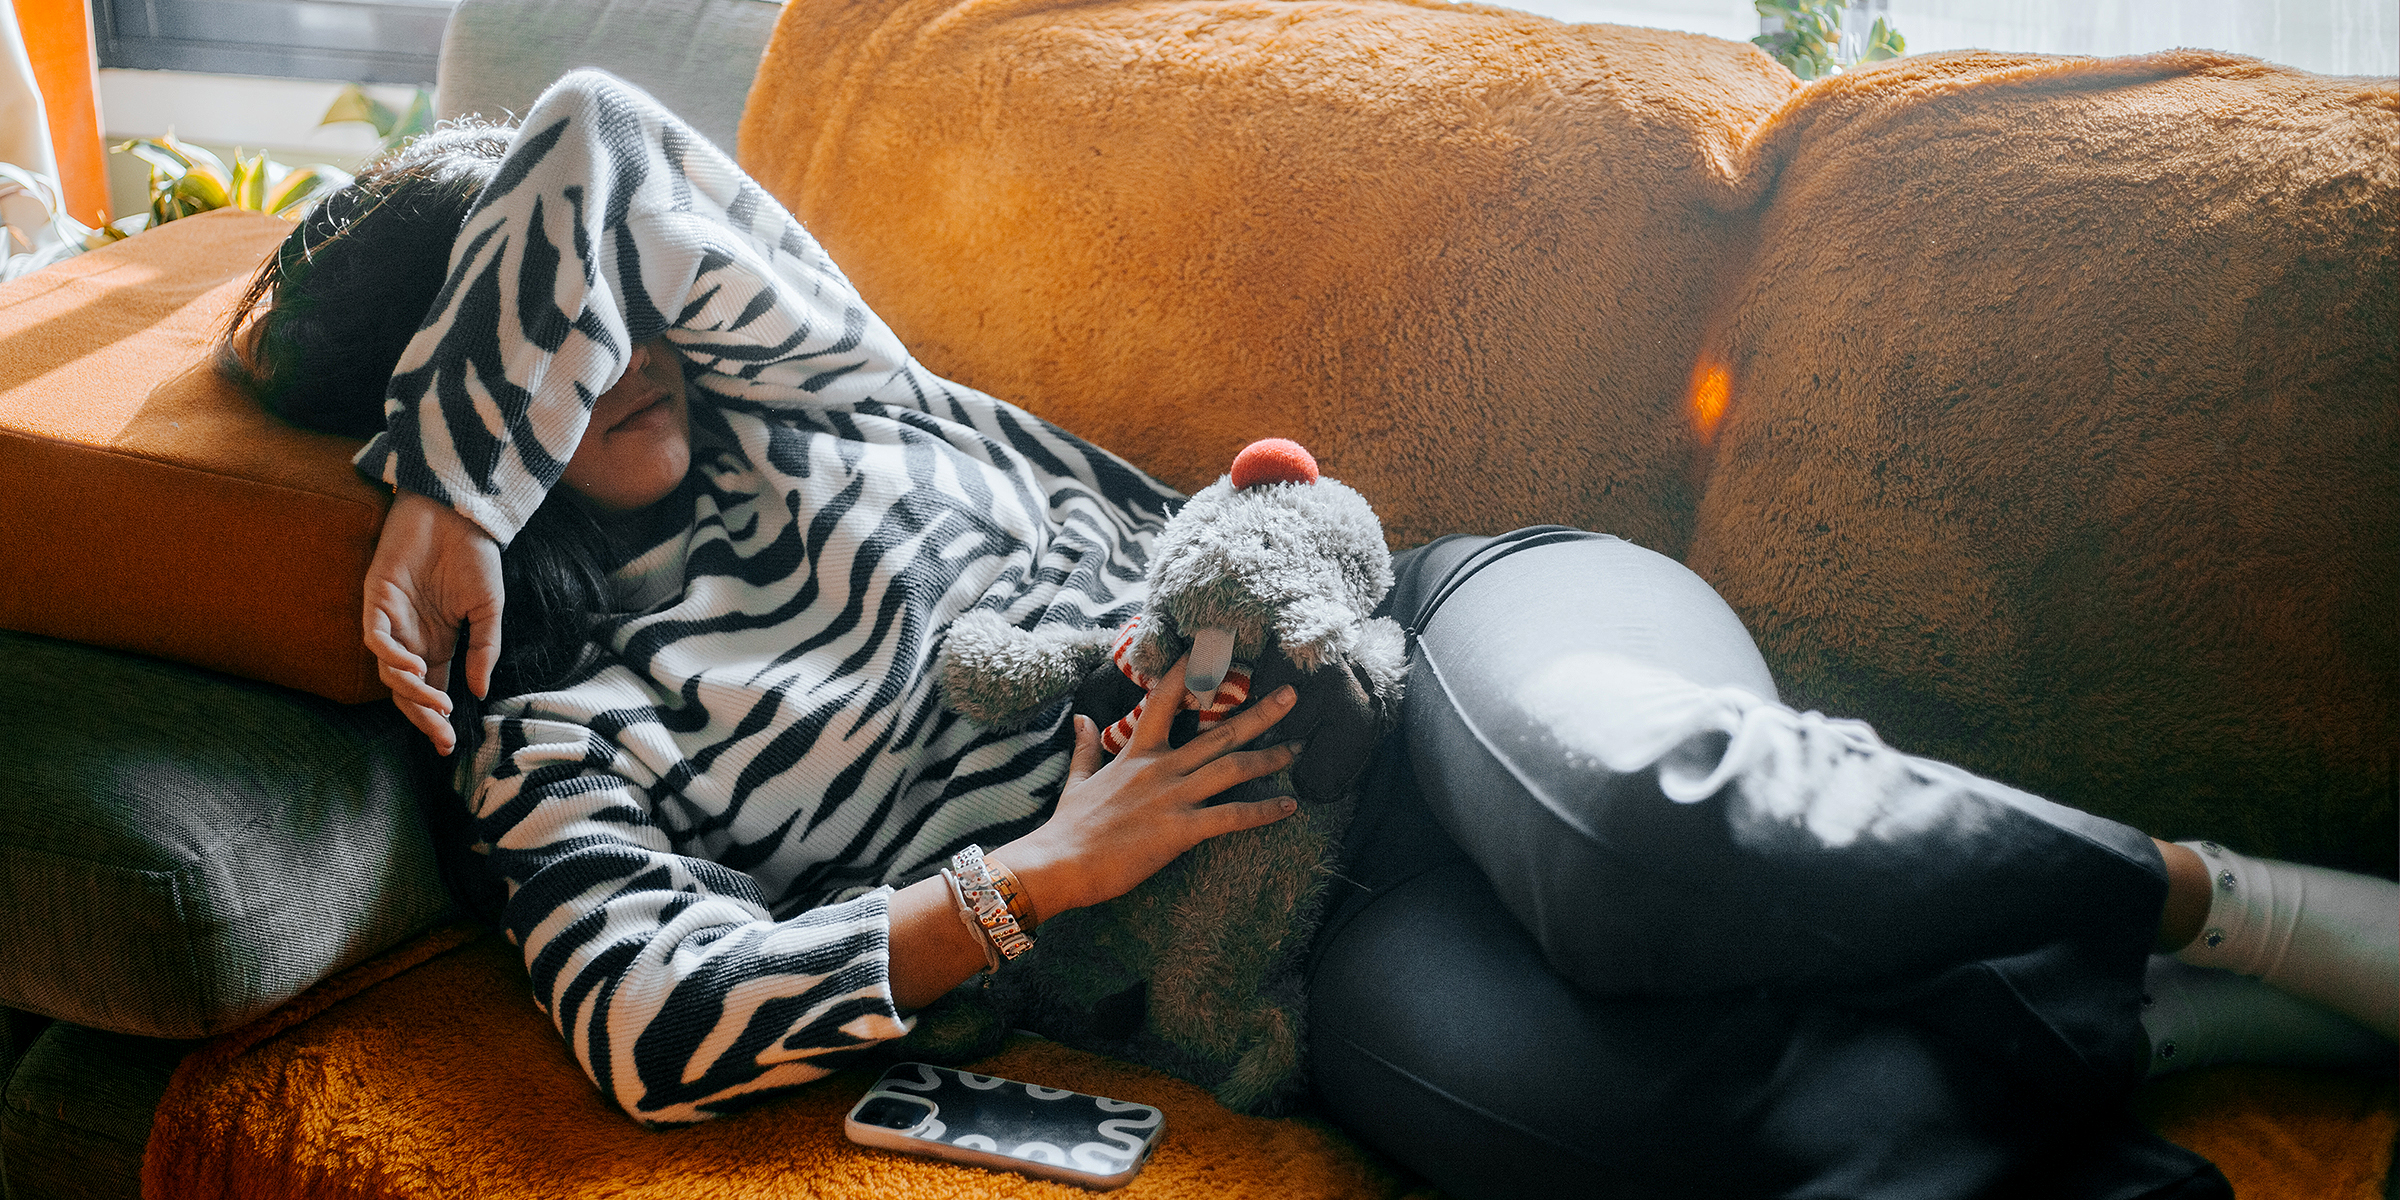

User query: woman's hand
[998,655,1303,919]
[887,655,1301,1009]
[363,489,504,754]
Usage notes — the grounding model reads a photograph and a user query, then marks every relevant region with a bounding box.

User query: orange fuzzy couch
[2,0,2392,1196]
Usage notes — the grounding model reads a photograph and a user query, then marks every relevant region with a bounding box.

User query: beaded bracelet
[940,867,1004,978]
[950,845,1036,961]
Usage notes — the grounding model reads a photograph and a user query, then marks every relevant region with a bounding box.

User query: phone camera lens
[856,1096,932,1130]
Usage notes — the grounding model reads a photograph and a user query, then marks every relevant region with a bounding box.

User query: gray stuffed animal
[921,439,1406,1114]
[943,437,1405,799]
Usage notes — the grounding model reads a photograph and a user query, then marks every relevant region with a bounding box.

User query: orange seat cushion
[145,928,1416,1199]
[0,209,388,705]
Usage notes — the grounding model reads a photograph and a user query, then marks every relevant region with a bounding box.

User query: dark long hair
[443,493,631,765]
[221,122,512,437]
[221,123,636,744]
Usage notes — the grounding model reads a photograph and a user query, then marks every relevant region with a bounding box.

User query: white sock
[2172,840,2399,1041]
[2140,955,2391,1077]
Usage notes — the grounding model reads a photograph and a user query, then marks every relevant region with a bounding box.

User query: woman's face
[563,338,691,512]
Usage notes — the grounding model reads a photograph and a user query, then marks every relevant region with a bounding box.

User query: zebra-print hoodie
[353,71,1179,1124]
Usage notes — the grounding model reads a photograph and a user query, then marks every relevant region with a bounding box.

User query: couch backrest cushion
[0,630,453,1038]
[1685,51,2399,874]
[0,209,389,704]
[738,0,1794,552]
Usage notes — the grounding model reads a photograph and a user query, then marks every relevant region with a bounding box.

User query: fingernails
[1274,685,1297,704]
[1280,740,1306,755]
[1280,798,1298,813]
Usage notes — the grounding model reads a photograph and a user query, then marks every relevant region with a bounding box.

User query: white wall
[1887,0,2397,76]
[98,69,420,156]
[1498,0,1755,40]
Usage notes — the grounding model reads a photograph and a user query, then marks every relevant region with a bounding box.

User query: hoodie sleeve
[352,69,951,544]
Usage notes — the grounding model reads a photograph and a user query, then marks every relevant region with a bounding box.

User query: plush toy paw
[939,610,1118,729]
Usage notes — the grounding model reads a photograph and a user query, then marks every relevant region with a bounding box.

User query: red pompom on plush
[1229,438,1319,489]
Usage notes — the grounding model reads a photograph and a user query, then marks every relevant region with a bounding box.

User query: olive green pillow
[0,631,452,1038]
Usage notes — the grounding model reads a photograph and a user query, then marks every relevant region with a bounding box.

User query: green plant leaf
[230,153,270,211]
[171,170,230,215]
[263,164,352,214]
[113,138,192,181]
[1863,18,1906,61]
[321,83,400,138]
[387,88,435,151]
[158,131,229,181]
[1753,2,1909,77]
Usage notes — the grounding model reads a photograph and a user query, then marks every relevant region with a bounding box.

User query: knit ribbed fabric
[2139,954,2388,1077]
[2171,840,2399,1041]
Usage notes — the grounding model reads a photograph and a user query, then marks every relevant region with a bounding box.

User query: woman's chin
[567,449,688,513]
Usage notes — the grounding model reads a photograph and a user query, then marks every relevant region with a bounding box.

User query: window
[92,0,453,86]
[1496,1,2396,78]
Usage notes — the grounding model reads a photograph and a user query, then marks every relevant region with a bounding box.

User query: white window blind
[1495,1,2398,77]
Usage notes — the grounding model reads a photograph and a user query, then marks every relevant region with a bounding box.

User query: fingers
[462,611,502,701]
[461,545,506,700]
[1067,715,1102,787]
[1186,741,1301,798]
[1181,683,1298,761]
[377,660,456,752]
[1127,655,1190,752]
[379,657,452,715]
[1194,794,1300,840]
[409,704,457,756]
[363,608,428,678]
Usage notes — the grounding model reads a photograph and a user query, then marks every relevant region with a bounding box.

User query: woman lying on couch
[222,70,2396,1200]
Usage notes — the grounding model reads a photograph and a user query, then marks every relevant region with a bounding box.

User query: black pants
[1306,529,2231,1200]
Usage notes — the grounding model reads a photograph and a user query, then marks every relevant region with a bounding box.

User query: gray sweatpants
[1306,528,2224,1200]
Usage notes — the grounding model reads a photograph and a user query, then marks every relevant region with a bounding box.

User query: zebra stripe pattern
[353,71,1180,1124]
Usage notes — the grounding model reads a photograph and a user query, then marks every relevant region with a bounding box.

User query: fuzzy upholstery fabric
[1684,51,2399,877]
[2136,1066,2397,1200]
[141,927,2396,1198]
[737,0,1795,553]
[144,929,1412,1199]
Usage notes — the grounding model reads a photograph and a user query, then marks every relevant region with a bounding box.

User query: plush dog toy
[943,437,1405,802]
[922,439,1405,1114]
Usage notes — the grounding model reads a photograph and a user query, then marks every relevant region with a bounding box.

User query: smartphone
[843,1062,1166,1189]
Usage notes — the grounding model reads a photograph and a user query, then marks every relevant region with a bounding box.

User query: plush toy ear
[941,611,1118,728]
[1349,616,1408,712]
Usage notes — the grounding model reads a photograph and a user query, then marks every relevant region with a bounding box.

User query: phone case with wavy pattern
[843,1062,1165,1189]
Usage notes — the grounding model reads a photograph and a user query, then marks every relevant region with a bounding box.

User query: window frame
[91,0,451,86]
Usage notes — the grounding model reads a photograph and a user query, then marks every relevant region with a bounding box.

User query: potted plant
[1755,0,1906,80]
